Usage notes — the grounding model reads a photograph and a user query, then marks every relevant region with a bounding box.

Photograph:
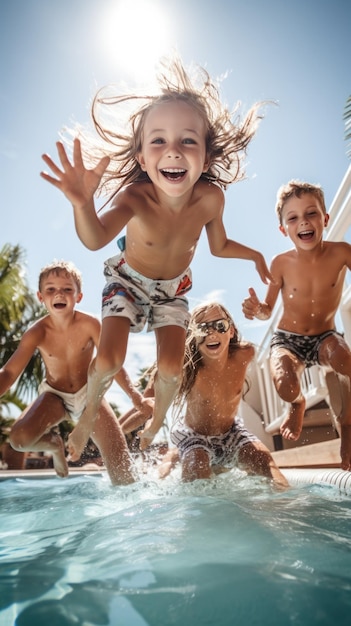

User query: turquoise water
[1,469,351,625]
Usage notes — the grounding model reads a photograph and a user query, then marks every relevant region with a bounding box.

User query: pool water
[1,468,351,625]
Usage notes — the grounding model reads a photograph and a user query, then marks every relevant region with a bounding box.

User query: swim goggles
[196,318,231,335]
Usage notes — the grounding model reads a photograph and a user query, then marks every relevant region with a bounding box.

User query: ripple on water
[0,469,350,625]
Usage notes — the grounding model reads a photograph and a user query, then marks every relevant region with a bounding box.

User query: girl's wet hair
[70,55,266,201]
[275,179,326,225]
[173,302,250,417]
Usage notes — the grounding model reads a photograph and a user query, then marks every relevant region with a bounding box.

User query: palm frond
[0,243,45,409]
[0,390,26,416]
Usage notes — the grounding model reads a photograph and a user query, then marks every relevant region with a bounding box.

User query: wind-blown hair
[173,302,250,419]
[275,179,326,225]
[71,55,266,200]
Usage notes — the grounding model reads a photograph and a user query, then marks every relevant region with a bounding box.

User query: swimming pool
[1,468,350,625]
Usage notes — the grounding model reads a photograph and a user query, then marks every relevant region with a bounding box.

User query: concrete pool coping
[1,466,351,494]
[0,467,106,480]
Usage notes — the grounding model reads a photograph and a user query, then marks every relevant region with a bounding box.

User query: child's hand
[138,397,155,420]
[119,400,154,434]
[67,422,89,462]
[254,253,273,284]
[120,397,154,434]
[137,419,157,451]
[40,138,110,208]
[242,287,261,319]
[120,410,146,434]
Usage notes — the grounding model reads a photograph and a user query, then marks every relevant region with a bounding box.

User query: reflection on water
[0,469,351,625]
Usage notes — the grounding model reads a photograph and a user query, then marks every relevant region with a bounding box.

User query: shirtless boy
[242,180,351,471]
[0,261,152,483]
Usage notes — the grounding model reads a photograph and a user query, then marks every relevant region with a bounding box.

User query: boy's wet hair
[38,260,82,292]
[69,55,266,199]
[275,180,327,225]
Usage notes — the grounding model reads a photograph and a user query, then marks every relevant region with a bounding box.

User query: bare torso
[103,179,224,279]
[184,344,254,435]
[33,311,99,393]
[273,242,350,335]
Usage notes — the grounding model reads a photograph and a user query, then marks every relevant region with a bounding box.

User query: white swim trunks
[38,380,87,423]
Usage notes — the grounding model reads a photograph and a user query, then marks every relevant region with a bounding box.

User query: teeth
[161,168,186,173]
[300,231,313,236]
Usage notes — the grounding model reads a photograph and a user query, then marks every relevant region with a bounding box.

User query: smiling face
[279,192,329,249]
[37,270,82,314]
[194,304,234,360]
[137,99,209,199]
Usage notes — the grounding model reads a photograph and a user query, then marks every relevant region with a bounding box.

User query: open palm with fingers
[41,137,110,208]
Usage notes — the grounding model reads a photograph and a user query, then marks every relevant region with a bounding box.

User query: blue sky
[1,0,350,413]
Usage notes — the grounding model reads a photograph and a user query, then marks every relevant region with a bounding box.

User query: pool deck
[271,438,341,469]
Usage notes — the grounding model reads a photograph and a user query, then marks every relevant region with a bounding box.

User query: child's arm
[114,368,154,424]
[242,282,281,320]
[0,326,40,396]
[119,398,155,434]
[242,287,272,320]
[242,255,282,319]
[41,139,133,250]
[205,213,272,284]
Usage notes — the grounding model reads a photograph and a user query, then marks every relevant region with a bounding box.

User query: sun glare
[100,0,172,82]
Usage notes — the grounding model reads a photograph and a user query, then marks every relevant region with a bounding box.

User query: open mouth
[298,230,314,241]
[161,168,187,181]
[53,303,66,309]
[206,341,220,350]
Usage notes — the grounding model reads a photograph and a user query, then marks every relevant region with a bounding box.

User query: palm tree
[0,243,44,417]
[344,95,351,159]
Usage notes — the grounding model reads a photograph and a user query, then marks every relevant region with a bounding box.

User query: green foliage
[0,414,16,445]
[0,243,45,414]
[137,365,154,391]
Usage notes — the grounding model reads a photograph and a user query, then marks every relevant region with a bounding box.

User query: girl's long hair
[67,55,267,204]
[173,302,250,419]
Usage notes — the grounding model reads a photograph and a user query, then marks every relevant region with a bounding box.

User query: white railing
[254,165,351,432]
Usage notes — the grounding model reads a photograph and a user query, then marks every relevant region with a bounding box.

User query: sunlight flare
[99,0,172,81]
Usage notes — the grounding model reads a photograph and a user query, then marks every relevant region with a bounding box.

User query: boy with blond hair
[0,260,152,483]
[242,180,351,471]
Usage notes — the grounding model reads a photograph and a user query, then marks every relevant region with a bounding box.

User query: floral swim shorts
[101,253,192,333]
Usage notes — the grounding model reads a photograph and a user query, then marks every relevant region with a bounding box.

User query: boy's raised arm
[242,276,281,321]
[242,287,271,320]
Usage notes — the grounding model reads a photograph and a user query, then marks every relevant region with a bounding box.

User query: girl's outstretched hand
[40,138,110,208]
